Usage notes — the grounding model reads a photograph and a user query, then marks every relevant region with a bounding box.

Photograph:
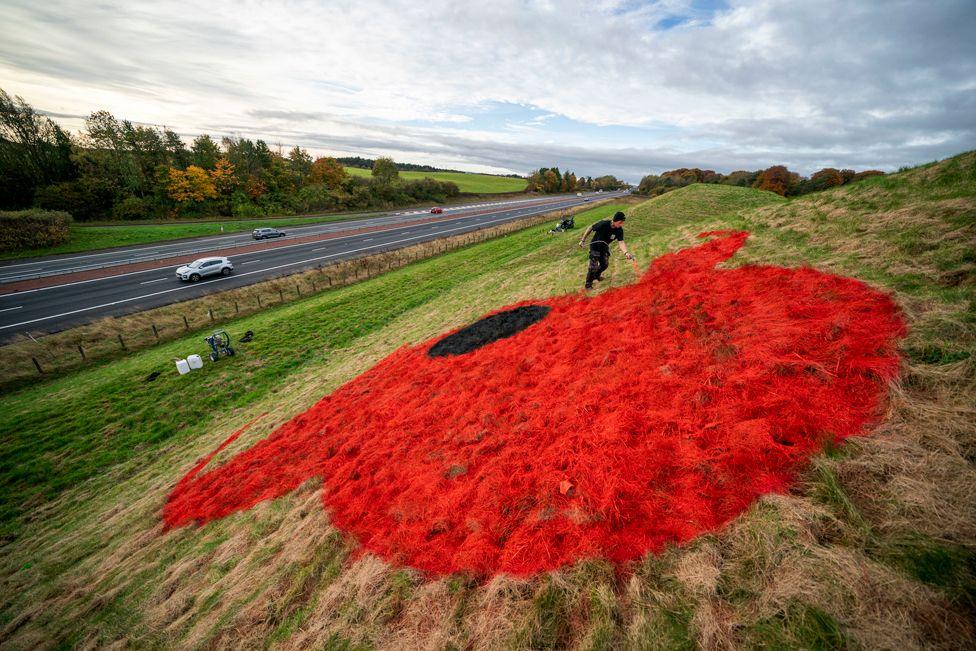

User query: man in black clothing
[578,211,634,289]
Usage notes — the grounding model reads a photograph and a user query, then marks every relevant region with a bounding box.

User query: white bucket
[187,354,203,370]
[175,358,190,375]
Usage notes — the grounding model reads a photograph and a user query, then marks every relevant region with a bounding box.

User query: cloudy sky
[1,0,974,181]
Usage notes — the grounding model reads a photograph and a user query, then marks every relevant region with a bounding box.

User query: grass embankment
[1,155,975,648]
[345,167,528,193]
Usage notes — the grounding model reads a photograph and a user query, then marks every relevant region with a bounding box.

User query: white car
[176,256,233,282]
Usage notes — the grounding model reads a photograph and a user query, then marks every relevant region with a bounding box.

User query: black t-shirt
[589,219,624,246]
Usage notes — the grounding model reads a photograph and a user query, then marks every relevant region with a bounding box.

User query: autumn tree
[165,165,217,205]
[210,158,236,195]
[803,168,844,193]
[245,176,267,200]
[752,165,800,196]
[310,156,348,190]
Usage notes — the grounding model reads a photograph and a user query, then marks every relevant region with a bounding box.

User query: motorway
[0,191,625,341]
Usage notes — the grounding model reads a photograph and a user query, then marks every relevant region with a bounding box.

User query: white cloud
[0,0,974,180]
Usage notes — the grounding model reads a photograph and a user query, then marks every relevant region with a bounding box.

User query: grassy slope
[345,166,528,193]
[1,159,974,648]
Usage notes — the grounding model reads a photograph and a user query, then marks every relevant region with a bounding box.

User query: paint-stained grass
[1,154,974,648]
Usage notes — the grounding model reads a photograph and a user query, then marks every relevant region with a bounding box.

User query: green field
[345,166,528,193]
[1,155,974,648]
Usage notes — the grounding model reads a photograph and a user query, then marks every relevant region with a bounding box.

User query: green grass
[626,183,786,227]
[745,603,850,649]
[344,166,528,193]
[0,212,377,260]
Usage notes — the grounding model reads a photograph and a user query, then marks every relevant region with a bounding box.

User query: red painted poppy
[165,231,905,577]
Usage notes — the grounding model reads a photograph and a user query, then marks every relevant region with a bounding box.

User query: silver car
[252,227,286,239]
[176,256,234,282]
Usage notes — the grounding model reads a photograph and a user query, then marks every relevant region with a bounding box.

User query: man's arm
[617,240,634,259]
[578,225,593,247]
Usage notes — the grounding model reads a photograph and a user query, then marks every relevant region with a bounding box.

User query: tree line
[0,89,459,221]
[636,165,884,198]
[526,167,625,193]
[336,156,522,179]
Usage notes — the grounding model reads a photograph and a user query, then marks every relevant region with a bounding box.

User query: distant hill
[337,156,523,179]
[344,166,528,194]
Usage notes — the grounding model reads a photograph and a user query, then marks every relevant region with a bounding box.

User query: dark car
[252,227,286,240]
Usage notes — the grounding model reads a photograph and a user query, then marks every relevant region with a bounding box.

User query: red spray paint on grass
[164,231,905,576]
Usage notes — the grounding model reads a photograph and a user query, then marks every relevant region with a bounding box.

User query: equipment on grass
[548,216,575,234]
[205,330,235,362]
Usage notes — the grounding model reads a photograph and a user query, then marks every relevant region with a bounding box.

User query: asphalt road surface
[0,192,626,341]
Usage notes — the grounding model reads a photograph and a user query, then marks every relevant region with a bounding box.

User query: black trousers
[586,242,610,285]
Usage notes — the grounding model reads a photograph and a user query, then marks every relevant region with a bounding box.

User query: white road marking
[139,278,169,285]
[2,198,589,295]
[240,259,261,264]
[0,195,567,272]
[0,305,23,313]
[0,194,619,329]
[0,211,558,331]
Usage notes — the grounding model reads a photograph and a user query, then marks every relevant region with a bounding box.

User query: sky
[1,0,974,182]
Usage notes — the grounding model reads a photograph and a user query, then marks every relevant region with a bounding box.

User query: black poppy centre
[428,305,551,357]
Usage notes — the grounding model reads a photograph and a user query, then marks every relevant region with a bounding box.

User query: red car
[430,207,444,214]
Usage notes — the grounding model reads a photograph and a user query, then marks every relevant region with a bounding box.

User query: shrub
[293,184,338,213]
[0,208,72,251]
[34,178,114,221]
[111,196,155,221]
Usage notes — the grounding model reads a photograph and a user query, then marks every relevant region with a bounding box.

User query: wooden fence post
[152,324,159,339]
[234,300,239,314]
[208,309,214,322]
[183,315,190,330]
[117,333,127,350]
[77,344,86,360]
[278,288,284,303]
[257,295,262,308]
[32,357,43,374]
